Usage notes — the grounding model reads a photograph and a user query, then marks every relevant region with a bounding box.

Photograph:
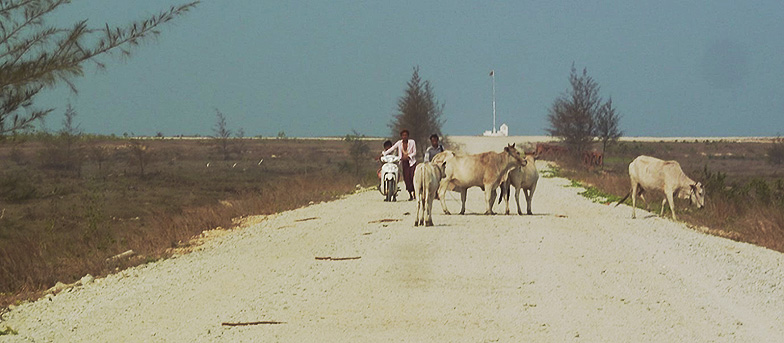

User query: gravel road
[2,137,783,342]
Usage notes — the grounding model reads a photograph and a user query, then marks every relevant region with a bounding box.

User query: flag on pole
[489,70,494,76]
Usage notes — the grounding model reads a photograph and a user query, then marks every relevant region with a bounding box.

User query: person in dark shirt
[424,134,444,162]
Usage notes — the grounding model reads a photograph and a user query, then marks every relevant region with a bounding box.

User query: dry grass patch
[0,137,381,308]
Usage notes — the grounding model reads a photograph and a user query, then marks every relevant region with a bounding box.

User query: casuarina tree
[389,66,445,150]
[0,0,199,135]
[547,64,622,158]
[546,64,601,156]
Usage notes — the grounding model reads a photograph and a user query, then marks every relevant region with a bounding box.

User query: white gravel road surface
[2,137,783,342]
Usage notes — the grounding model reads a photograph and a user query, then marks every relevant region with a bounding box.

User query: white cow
[499,152,539,215]
[616,155,705,220]
[438,144,527,215]
[413,162,445,227]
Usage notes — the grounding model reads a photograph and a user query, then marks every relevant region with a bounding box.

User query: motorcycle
[378,154,400,202]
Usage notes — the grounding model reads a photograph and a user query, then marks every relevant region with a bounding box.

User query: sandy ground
[2,137,784,342]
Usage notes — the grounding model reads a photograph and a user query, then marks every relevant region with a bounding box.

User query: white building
[483,123,508,137]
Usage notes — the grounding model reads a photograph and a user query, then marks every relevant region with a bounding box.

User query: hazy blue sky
[39,1,784,137]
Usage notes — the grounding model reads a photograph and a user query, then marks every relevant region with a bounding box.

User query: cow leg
[414,185,422,226]
[527,182,537,215]
[425,189,434,227]
[660,198,667,217]
[502,182,511,215]
[416,198,425,225]
[439,180,451,215]
[631,183,638,219]
[415,170,423,226]
[484,185,495,215]
[414,198,420,226]
[666,191,677,221]
[638,188,649,210]
[459,189,467,215]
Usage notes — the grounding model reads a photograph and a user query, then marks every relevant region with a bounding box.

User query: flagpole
[491,70,496,134]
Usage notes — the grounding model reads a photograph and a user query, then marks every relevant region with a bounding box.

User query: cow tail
[615,191,631,207]
[498,181,509,204]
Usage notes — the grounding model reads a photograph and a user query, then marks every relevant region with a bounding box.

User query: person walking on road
[383,129,417,200]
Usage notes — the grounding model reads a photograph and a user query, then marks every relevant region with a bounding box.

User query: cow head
[504,143,527,167]
[431,150,455,175]
[690,182,705,209]
[524,151,537,165]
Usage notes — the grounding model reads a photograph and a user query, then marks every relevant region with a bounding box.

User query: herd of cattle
[411,144,706,227]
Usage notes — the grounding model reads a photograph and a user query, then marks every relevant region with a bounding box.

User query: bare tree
[234,127,246,156]
[546,64,602,157]
[595,97,623,156]
[128,139,150,177]
[39,104,84,173]
[0,0,199,135]
[90,145,109,171]
[344,130,369,177]
[212,109,232,160]
[389,66,445,149]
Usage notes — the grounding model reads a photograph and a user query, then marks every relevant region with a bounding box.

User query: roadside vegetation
[0,134,381,308]
[543,139,784,253]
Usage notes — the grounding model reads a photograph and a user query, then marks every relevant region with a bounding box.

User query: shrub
[344,131,370,177]
[0,172,38,203]
[768,136,784,165]
[749,178,771,203]
[701,165,727,196]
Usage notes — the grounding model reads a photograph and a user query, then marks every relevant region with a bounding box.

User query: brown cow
[535,143,567,160]
[438,144,526,215]
[581,150,603,168]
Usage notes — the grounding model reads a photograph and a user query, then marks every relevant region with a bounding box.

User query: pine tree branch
[0,1,199,134]
[0,0,65,49]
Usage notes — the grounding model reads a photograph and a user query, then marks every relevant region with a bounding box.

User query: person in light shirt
[382,129,417,200]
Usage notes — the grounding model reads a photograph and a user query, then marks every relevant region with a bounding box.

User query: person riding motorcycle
[382,129,417,201]
[377,140,394,179]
